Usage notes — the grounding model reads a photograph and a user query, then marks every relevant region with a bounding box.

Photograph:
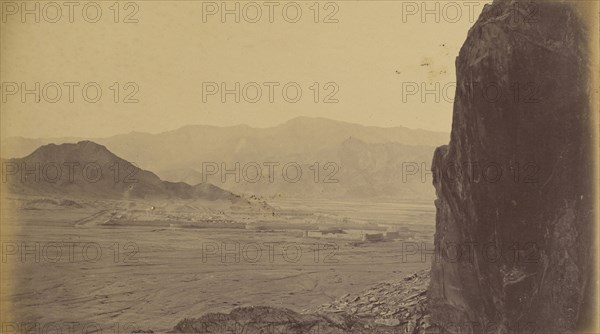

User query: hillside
[2,141,248,203]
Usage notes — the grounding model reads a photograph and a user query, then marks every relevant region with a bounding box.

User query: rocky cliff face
[429,0,595,332]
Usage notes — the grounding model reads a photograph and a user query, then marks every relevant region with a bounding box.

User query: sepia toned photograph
[0,0,598,333]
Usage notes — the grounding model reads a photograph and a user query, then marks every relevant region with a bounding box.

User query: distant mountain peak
[6,140,250,203]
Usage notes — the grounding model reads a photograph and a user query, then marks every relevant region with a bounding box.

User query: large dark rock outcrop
[429,0,596,333]
[173,306,364,334]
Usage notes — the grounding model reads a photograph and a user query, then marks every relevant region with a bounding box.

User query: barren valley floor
[1,198,433,333]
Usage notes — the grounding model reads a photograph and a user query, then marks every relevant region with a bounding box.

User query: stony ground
[171,270,433,333]
[311,269,431,332]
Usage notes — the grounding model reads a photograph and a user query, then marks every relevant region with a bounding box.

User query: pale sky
[1,0,490,138]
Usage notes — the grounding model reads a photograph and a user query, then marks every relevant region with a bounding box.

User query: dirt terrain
[1,196,433,333]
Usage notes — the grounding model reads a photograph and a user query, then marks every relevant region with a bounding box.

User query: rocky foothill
[172,270,434,334]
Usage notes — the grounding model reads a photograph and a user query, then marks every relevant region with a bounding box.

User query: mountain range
[2,117,448,200]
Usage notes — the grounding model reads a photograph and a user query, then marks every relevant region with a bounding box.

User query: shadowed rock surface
[428,0,595,333]
[174,306,355,334]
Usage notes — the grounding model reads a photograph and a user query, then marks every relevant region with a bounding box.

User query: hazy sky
[1,0,490,138]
